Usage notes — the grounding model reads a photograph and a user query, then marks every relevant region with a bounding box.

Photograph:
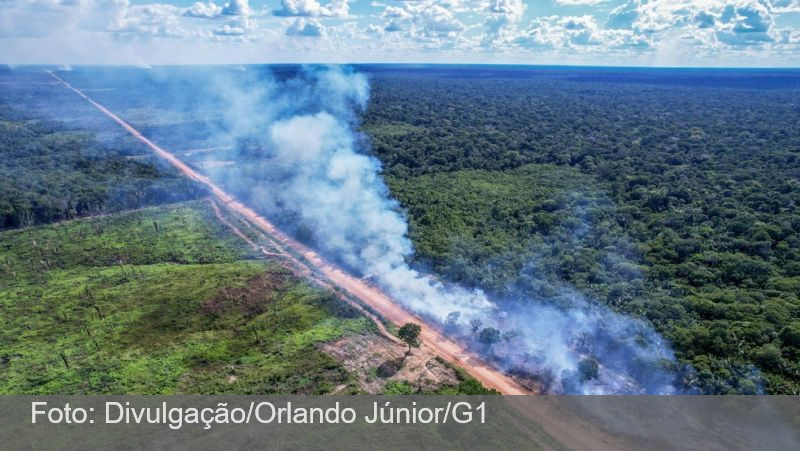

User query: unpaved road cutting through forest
[49,70,631,451]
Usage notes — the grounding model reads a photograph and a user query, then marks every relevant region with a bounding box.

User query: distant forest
[362,67,800,394]
[0,71,205,228]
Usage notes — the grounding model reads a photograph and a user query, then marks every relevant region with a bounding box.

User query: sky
[1,0,799,66]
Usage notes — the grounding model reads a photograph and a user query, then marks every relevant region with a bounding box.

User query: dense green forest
[363,68,800,394]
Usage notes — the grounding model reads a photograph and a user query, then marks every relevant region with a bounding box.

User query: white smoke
[264,70,497,322]
[213,65,680,394]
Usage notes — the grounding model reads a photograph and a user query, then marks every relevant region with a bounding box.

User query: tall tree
[398,322,421,355]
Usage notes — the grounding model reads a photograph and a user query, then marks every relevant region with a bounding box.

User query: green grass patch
[0,201,367,394]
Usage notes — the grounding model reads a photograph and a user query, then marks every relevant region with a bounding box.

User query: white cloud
[606,0,640,30]
[421,5,465,33]
[0,0,798,65]
[184,2,222,18]
[771,0,800,13]
[384,21,403,32]
[486,0,526,26]
[184,0,251,19]
[273,0,349,18]
[112,3,186,37]
[606,0,782,47]
[212,22,245,35]
[555,0,609,5]
[480,0,527,48]
[383,5,413,19]
[221,0,251,16]
[212,16,256,35]
[515,15,605,48]
[716,1,775,45]
[488,0,525,19]
[286,18,324,36]
[379,1,465,37]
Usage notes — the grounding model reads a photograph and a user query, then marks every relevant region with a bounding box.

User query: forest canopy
[362,67,800,394]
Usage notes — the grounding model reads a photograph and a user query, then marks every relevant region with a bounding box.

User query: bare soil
[322,334,460,394]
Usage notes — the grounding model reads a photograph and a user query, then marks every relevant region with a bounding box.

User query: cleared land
[0,201,367,394]
[0,200,492,395]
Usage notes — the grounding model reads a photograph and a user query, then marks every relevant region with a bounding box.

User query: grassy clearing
[0,200,371,394]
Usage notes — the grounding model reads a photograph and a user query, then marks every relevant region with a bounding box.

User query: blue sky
[1,1,799,66]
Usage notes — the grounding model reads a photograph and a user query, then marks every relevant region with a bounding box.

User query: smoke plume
[208,66,680,393]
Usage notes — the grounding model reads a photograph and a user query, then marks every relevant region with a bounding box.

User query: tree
[780,322,800,348]
[398,322,421,355]
[478,327,501,347]
[469,319,483,334]
[502,329,520,343]
[578,357,600,382]
[444,311,461,332]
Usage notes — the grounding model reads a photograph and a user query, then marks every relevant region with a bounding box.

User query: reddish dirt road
[49,71,530,396]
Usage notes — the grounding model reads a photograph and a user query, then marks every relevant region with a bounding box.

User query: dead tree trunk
[58,350,70,369]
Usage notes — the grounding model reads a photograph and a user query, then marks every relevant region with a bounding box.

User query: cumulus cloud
[0,0,189,39]
[0,0,798,64]
[555,0,609,5]
[771,0,800,13]
[415,4,465,34]
[212,23,245,35]
[379,1,465,37]
[111,3,186,37]
[212,16,255,35]
[184,0,251,19]
[508,12,658,53]
[384,21,403,32]
[222,0,252,16]
[383,5,413,20]
[485,0,526,31]
[716,1,775,45]
[606,0,641,30]
[273,0,349,18]
[184,1,223,18]
[605,0,783,48]
[515,15,604,48]
[488,0,526,20]
[286,18,324,36]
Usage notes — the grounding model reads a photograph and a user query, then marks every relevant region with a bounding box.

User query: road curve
[48,71,531,396]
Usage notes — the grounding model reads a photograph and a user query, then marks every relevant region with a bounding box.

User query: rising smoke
[206,66,680,394]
